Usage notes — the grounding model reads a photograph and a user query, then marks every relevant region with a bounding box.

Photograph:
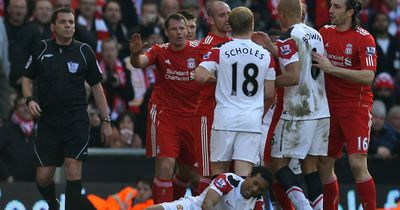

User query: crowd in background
[0,0,399,182]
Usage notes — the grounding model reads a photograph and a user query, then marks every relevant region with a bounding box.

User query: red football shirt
[195,33,232,116]
[144,41,201,116]
[319,25,377,108]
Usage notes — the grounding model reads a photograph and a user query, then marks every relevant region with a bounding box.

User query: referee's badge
[67,62,79,73]
[187,58,196,69]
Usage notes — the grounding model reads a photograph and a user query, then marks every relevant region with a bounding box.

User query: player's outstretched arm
[201,189,222,210]
[129,33,149,68]
[251,31,278,58]
[312,52,375,85]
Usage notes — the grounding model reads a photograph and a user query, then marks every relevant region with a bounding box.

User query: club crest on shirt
[345,43,352,55]
[280,44,291,55]
[215,178,227,188]
[187,58,196,69]
[366,47,375,56]
[67,61,79,73]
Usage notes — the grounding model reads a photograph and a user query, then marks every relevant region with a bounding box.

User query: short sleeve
[276,37,299,68]
[24,41,46,79]
[266,53,276,80]
[81,44,103,86]
[199,48,219,74]
[209,174,233,196]
[144,44,160,66]
[254,199,265,210]
[358,34,377,71]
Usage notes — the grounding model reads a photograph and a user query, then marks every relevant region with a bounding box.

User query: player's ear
[51,23,55,32]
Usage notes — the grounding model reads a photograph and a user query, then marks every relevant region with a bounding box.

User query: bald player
[264,0,329,209]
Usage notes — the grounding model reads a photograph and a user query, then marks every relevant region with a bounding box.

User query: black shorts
[35,109,90,167]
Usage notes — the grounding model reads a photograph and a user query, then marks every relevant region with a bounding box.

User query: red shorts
[193,114,213,176]
[263,105,282,165]
[146,106,196,166]
[145,102,158,157]
[328,107,372,158]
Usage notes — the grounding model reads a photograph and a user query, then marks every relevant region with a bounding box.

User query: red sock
[198,177,211,195]
[272,182,294,210]
[153,178,173,204]
[356,177,376,210]
[323,176,339,210]
[172,174,188,200]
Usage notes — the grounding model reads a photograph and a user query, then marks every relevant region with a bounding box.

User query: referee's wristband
[24,96,38,106]
[102,115,112,123]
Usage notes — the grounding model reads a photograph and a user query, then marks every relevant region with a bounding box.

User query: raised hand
[129,33,144,55]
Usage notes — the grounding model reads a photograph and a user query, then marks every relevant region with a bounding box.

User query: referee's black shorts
[34,109,90,167]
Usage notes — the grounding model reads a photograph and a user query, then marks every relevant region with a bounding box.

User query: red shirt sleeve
[210,174,233,195]
[276,38,299,67]
[358,34,377,71]
[143,44,160,66]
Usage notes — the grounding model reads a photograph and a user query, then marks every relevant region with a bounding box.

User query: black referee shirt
[24,39,102,112]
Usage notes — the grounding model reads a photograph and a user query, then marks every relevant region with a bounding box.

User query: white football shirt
[200,39,276,133]
[276,23,330,120]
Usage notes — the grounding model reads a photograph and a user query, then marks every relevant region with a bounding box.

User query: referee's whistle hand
[101,123,113,142]
[27,101,42,117]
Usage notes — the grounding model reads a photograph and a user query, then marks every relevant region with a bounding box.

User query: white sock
[286,186,313,210]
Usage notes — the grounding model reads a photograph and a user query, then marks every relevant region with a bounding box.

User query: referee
[21,7,112,210]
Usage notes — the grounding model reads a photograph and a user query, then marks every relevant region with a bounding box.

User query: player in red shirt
[129,13,201,204]
[193,0,231,194]
[312,0,377,210]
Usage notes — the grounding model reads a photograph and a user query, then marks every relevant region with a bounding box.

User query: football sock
[153,177,173,204]
[356,177,376,210]
[65,179,82,210]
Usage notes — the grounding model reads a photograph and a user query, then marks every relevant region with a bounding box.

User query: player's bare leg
[64,158,82,210]
[211,161,231,175]
[271,157,312,210]
[36,166,58,210]
[301,155,323,210]
[348,154,376,210]
[173,164,191,199]
[234,160,253,176]
[153,157,175,203]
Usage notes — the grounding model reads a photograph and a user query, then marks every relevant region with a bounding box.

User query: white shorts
[258,106,275,165]
[271,118,330,159]
[210,129,261,164]
[161,197,200,210]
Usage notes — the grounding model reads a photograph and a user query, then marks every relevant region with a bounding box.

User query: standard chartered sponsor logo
[165,68,192,81]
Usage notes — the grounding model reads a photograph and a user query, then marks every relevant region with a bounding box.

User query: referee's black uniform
[24,39,102,166]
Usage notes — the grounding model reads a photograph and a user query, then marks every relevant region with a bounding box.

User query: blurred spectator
[76,0,109,59]
[82,176,154,210]
[100,38,134,120]
[32,0,53,40]
[386,105,400,156]
[0,95,35,182]
[0,0,4,16]
[133,0,163,40]
[118,0,139,30]
[54,0,71,8]
[102,0,130,59]
[373,72,397,110]
[369,100,398,159]
[5,0,41,89]
[0,17,10,124]
[159,0,179,24]
[371,12,400,76]
[109,112,143,148]
[250,2,268,32]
